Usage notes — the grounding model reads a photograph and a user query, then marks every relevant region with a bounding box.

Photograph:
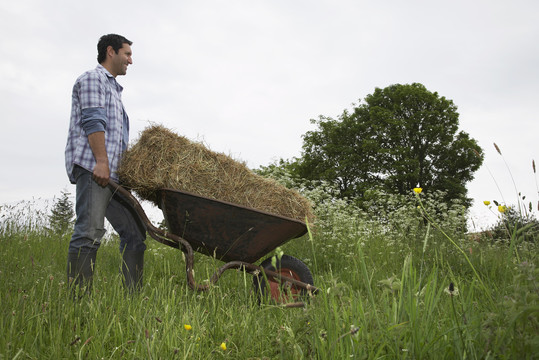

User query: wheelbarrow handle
[107,180,179,249]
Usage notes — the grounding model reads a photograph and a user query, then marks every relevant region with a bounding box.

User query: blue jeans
[69,166,147,254]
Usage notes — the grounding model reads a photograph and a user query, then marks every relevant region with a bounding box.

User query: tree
[48,189,75,235]
[291,83,484,207]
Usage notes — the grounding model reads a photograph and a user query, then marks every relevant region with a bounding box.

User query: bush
[489,205,539,243]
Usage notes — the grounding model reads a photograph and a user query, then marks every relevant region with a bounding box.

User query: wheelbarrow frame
[108,181,318,306]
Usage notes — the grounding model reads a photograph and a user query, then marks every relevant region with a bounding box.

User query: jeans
[69,166,147,254]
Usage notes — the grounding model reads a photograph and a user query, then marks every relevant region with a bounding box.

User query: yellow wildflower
[413,187,422,194]
[498,205,507,213]
[483,201,490,206]
[184,324,192,331]
[220,342,227,351]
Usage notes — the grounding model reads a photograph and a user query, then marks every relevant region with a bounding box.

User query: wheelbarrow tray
[159,188,308,264]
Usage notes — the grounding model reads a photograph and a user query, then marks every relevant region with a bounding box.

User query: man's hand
[87,131,110,187]
[92,160,110,187]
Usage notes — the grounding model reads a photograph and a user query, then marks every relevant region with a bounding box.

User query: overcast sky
[1,0,538,229]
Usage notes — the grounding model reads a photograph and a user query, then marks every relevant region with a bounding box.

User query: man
[65,34,146,294]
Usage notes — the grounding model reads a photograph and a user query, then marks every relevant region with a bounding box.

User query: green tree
[48,189,75,235]
[291,83,484,207]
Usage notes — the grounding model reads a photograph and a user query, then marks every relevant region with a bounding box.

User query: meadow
[1,179,538,359]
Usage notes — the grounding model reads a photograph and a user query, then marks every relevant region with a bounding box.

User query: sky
[1,0,538,229]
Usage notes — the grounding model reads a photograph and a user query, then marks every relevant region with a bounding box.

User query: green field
[1,188,538,359]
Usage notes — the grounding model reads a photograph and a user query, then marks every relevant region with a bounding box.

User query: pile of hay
[118,125,314,223]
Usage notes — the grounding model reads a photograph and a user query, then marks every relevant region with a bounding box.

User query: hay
[118,125,314,223]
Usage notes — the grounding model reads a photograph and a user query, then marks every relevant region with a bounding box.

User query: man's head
[97,34,133,77]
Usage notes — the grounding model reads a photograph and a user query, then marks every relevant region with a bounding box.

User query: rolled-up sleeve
[81,107,107,135]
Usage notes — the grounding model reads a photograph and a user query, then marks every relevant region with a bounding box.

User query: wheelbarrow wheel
[253,254,314,304]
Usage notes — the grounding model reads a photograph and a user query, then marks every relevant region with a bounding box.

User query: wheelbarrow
[108,181,318,306]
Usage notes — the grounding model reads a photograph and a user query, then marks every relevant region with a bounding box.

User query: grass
[1,188,538,359]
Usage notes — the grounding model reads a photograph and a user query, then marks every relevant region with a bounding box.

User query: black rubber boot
[67,250,97,297]
[121,250,144,292]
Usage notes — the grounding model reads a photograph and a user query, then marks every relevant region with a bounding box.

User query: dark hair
[97,34,133,63]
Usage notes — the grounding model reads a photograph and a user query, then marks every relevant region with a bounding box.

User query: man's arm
[87,131,110,187]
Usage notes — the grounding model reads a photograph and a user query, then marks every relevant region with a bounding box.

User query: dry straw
[118,125,314,223]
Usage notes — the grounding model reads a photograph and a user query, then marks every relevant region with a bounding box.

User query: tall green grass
[1,184,538,359]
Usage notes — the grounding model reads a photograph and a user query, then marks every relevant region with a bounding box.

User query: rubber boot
[67,251,97,298]
[121,250,144,292]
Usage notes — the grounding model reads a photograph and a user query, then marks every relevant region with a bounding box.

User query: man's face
[109,43,132,77]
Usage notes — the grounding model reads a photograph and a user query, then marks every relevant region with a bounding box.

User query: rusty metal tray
[159,188,308,263]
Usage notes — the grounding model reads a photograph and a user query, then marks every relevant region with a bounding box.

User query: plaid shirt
[65,65,129,183]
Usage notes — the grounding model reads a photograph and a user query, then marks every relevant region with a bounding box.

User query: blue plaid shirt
[65,65,129,183]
